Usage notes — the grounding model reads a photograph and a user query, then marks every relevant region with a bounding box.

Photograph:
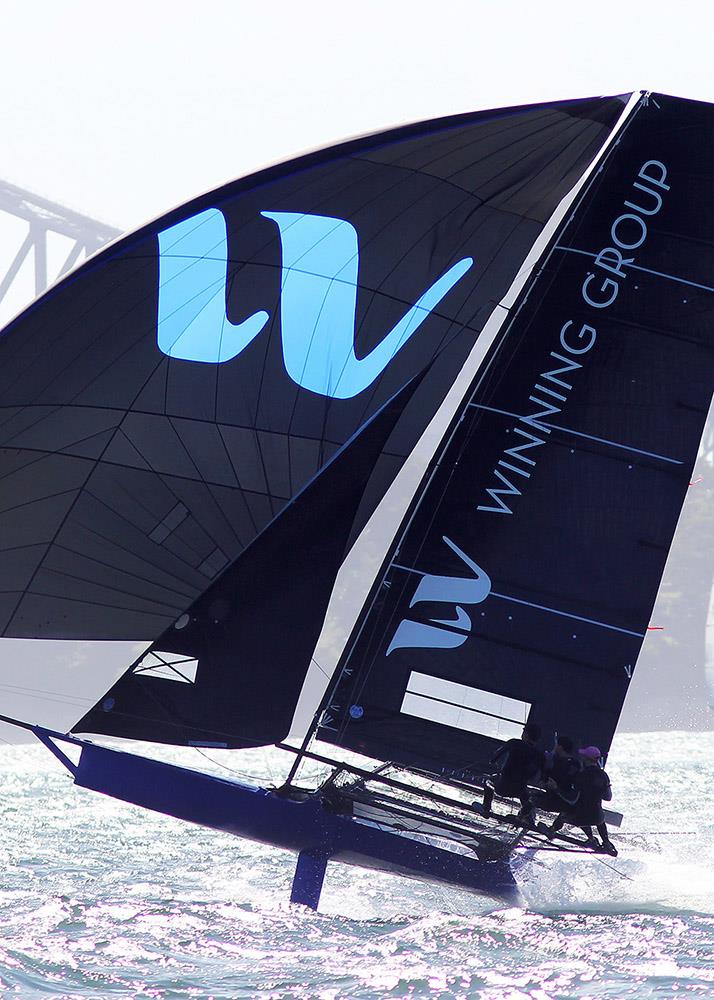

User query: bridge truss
[0,178,121,326]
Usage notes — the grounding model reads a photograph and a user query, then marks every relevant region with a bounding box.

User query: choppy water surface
[0,732,712,999]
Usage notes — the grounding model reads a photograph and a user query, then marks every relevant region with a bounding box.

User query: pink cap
[579,746,601,761]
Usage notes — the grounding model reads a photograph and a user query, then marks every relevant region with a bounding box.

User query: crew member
[481,722,543,823]
[534,735,581,813]
[541,746,618,855]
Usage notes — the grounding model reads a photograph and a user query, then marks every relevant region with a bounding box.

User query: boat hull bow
[62,735,519,909]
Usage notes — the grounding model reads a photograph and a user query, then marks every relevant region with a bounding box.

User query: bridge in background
[0,178,120,328]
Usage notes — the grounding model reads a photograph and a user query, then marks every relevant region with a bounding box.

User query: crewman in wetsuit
[541,745,618,855]
[481,722,543,823]
[533,735,581,813]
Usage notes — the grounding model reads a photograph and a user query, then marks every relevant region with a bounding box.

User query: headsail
[0,96,627,651]
[75,376,423,746]
[318,93,714,778]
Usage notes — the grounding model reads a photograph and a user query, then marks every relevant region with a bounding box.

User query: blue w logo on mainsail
[386,537,491,655]
[157,208,473,399]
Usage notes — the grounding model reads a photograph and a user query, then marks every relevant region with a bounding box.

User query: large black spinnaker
[318,93,714,778]
[0,96,627,652]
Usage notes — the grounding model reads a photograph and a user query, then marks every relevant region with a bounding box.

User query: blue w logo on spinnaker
[157,208,473,399]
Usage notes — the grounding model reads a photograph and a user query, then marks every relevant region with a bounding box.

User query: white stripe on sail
[406,671,530,724]
[401,691,526,741]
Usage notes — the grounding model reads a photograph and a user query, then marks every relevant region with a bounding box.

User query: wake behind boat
[0,90,711,910]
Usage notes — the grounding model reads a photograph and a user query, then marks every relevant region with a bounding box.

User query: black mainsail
[317,93,714,778]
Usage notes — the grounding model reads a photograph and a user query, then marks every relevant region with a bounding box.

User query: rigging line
[283,656,331,784]
[309,655,332,682]
[277,743,504,817]
[346,305,478,476]
[0,682,95,707]
[490,592,645,638]
[616,830,698,837]
[394,563,653,642]
[333,404,498,727]
[190,746,325,786]
[347,786,498,838]
[190,746,273,784]
[555,245,714,295]
[594,856,634,881]
[348,369,493,664]
[329,399,480,729]
[350,801,487,847]
[467,403,683,465]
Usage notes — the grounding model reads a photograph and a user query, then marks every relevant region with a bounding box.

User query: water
[0,732,712,998]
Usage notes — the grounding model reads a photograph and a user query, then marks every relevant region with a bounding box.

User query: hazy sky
[3,1,714,231]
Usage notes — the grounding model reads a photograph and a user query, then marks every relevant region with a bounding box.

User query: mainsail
[318,93,714,777]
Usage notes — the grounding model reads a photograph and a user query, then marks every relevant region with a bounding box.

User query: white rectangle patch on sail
[400,671,530,740]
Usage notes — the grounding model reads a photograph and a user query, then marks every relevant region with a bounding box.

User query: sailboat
[0,90,712,910]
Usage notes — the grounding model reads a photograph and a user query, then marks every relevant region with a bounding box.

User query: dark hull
[36,728,519,910]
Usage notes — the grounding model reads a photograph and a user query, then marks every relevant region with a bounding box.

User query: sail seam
[468,403,683,465]
[389,563,645,638]
[489,592,645,638]
[555,245,714,294]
